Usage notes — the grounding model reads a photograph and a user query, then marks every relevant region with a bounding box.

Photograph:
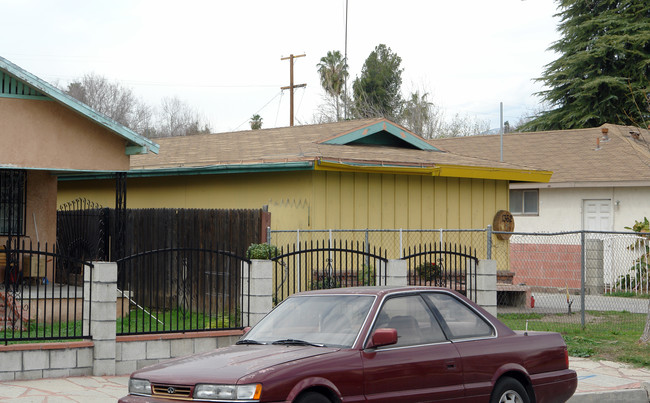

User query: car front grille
[152,383,193,399]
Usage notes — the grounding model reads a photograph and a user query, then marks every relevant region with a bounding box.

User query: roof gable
[0,56,159,155]
[321,119,440,151]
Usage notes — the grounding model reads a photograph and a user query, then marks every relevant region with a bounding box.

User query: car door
[362,294,465,402]
[422,292,498,400]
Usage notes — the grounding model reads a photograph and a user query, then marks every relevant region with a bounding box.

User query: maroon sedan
[119,286,576,403]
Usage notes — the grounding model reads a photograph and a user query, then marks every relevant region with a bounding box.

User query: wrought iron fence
[404,242,478,302]
[1,241,92,344]
[115,247,250,335]
[271,239,387,303]
[271,228,650,333]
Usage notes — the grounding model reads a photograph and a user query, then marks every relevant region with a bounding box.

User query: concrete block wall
[115,331,244,375]
[0,342,93,381]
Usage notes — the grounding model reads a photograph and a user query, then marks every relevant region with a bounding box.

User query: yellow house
[58,119,550,251]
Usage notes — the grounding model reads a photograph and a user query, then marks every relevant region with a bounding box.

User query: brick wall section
[510,243,582,290]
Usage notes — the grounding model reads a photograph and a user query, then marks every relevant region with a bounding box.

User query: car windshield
[241,295,375,348]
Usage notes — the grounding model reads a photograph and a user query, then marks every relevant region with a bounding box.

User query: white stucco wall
[513,186,650,232]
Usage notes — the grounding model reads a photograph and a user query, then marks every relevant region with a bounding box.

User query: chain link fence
[270,228,649,333]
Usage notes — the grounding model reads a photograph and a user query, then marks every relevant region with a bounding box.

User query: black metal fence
[1,241,92,344]
[404,242,478,302]
[271,239,388,303]
[115,247,250,335]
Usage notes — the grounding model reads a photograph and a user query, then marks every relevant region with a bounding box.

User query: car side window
[423,293,495,339]
[371,295,446,348]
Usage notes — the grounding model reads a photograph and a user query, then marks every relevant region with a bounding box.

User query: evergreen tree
[523,1,650,131]
[352,44,404,121]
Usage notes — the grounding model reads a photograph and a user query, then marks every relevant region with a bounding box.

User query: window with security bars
[0,169,26,236]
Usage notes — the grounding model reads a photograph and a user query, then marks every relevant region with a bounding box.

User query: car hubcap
[499,390,523,403]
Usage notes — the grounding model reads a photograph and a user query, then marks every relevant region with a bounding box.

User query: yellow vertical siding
[58,169,510,234]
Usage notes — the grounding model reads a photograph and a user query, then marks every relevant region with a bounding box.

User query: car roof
[291,286,452,298]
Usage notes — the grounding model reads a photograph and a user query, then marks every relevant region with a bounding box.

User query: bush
[246,243,279,259]
[415,261,441,283]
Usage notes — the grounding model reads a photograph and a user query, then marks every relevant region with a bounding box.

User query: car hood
[131,344,340,385]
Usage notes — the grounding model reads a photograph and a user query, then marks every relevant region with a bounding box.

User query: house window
[510,189,538,215]
[0,170,26,236]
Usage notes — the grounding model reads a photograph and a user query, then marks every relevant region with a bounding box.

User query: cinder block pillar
[84,262,117,376]
[475,260,497,316]
[242,260,273,328]
[385,260,408,286]
[585,239,604,295]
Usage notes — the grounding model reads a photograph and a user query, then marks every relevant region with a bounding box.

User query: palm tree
[250,114,263,130]
[317,50,348,121]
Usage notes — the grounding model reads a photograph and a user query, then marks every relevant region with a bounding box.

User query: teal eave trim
[322,120,440,151]
[0,93,50,101]
[57,161,316,181]
[0,56,159,155]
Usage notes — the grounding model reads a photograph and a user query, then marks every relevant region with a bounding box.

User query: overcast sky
[1,0,561,133]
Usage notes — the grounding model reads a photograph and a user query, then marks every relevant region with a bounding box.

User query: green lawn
[1,308,238,344]
[116,308,238,334]
[499,311,650,367]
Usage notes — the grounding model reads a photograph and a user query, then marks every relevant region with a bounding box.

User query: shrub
[246,243,279,259]
[415,261,441,283]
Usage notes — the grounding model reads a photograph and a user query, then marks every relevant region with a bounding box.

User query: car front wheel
[294,391,331,403]
[490,377,530,403]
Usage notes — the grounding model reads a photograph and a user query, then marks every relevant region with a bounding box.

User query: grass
[499,311,650,367]
[604,291,650,299]
[2,308,238,345]
[1,320,84,344]
[116,308,238,334]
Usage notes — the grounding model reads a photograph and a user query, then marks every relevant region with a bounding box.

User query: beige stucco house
[0,56,158,282]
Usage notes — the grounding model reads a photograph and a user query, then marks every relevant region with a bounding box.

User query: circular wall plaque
[493,210,514,240]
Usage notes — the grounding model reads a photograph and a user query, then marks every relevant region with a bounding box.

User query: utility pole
[281,53,306,126]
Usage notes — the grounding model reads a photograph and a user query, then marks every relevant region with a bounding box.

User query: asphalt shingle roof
[130,119,538,173]
[428,124,650,184]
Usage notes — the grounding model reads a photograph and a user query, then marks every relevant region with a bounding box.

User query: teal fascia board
[0,56,159,155]
[323,121,440,151]
[57,161,315,181]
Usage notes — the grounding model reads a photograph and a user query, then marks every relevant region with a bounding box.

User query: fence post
[580,231,586,329]
[85,262,117,376]
[486,225,492,260]
[242,260,273,327]
[476,259,497,317]
[385,260,408,286]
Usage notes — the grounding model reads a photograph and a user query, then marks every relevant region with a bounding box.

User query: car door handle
[445,360,456,370]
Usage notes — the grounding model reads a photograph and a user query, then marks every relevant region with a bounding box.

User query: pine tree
[352,44,404,121]
[523,1,650,131]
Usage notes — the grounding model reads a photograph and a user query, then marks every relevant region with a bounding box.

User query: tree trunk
[641,299,650,344]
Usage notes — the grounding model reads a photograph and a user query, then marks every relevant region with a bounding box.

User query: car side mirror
[367,328,398,349]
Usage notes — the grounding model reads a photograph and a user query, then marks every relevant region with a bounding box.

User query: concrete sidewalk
[0,357,648,402]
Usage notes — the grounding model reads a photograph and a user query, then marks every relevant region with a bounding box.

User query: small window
[0,170,26,236]
[423,293,494,340]
[510,189,538,215]
[371,295,446,348]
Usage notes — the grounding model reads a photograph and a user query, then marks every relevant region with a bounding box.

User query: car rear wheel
[295,391,331,403]
[490,377,530,403]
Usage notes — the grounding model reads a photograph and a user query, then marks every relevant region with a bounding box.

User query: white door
[583,199,611,231]
[583,199,611,290]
